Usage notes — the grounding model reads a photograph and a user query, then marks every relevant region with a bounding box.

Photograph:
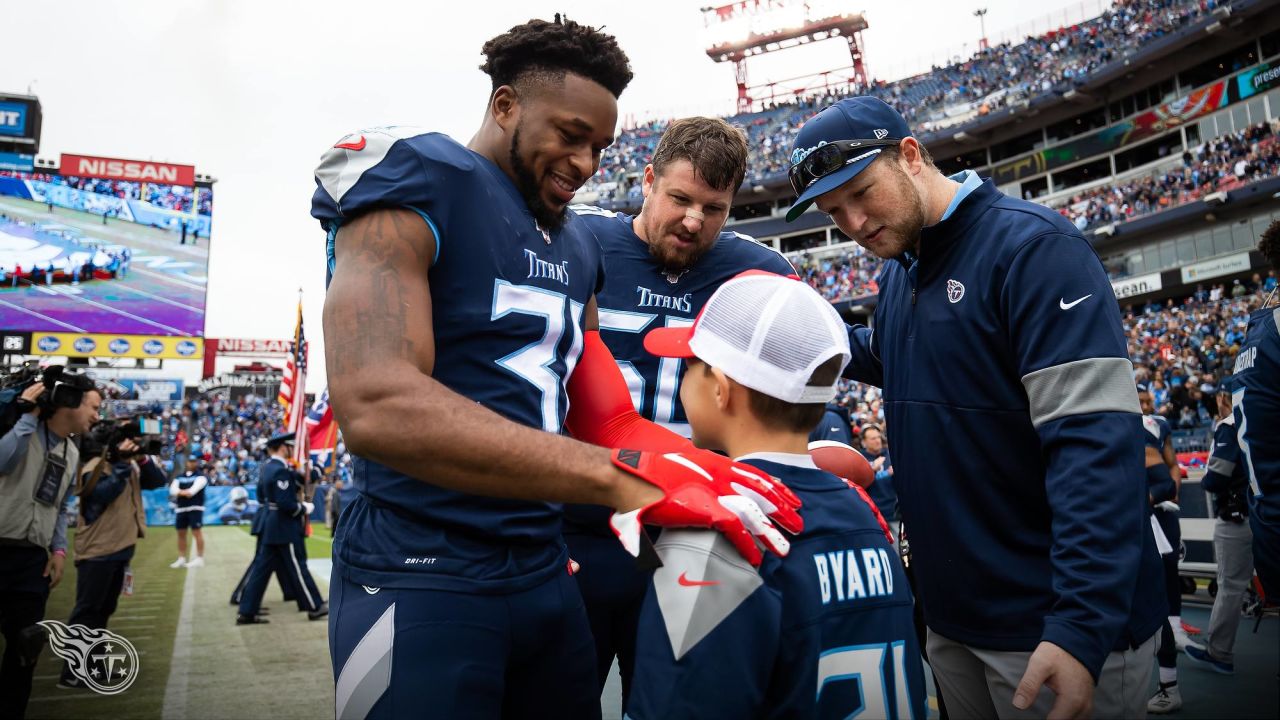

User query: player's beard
[639,212,714,274]
[865,162,926,260]
[509,126,567,232]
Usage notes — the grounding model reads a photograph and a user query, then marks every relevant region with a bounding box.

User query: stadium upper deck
[573,0,1279,313]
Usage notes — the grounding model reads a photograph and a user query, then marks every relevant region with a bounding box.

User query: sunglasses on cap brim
[788,138,903,197]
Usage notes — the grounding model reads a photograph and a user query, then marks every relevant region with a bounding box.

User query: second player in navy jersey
[561,117,793,705]
[1232,223,1280,598]
[313,20,801,719]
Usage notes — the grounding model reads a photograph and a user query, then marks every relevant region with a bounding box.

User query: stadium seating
[579,0,1217,201]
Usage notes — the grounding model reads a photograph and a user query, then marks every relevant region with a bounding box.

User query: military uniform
[236,442,325,622]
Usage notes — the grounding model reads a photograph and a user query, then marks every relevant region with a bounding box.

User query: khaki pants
[927,628,1156,719]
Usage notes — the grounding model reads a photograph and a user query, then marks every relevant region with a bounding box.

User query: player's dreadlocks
[1261,219,1280,270]
[480,15,633,99]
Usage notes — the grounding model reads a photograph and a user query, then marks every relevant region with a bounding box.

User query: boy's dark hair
[1261,219,1280,270]
[738,355,846,433]
[479,16,633,99]
[651,117,750,192]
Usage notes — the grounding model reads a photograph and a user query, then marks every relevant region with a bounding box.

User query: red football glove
[609,448,803,566]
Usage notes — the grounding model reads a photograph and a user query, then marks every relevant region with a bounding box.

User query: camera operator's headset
[26,365,96,420]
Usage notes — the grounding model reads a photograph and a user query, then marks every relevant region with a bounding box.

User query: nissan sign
[60,153,196,186]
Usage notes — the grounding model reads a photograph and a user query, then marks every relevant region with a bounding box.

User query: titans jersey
[627,455,925,720]
[313,128,604,592]
[1234,307,1280,526]
[1141,414,1171,451]
[572,206,794,435]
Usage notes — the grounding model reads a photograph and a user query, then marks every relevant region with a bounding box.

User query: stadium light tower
[974,8,989,51]
[702,1,869,114]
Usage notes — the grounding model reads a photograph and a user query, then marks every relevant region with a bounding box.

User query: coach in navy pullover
[786,97,1164,716]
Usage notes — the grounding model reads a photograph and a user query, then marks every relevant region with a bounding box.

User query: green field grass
[11,525,334,719]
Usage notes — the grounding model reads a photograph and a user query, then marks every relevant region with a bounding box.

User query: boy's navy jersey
[1232,306,1280,593]
[843,178,1164,680]
[173,471,207,512]
[627,455,925,720]
[564,206,793,533]
[312,128,604,592]
[1141,414,1172,451]
[570,205,793,435]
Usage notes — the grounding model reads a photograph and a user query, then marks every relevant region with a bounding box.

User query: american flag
[279,296,309,467]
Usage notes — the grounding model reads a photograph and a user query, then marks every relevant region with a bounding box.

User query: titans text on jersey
[569,204,794,436]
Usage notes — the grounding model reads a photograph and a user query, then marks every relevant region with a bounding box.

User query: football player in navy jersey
[1138,389,1189,714]
[563,116,794,705]
[1234,223,1280,600]
[628,271,924,720]
[313,18,802,720]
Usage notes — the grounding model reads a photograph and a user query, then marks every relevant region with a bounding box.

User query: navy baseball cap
[785,97,912,222]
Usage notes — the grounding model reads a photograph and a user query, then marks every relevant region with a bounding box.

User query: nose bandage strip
[685,209,705,221]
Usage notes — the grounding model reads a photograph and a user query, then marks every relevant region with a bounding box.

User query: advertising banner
[115,378,185,401]
[211,337,293,355]
[59,153,195,186]
[1180,252,1253,283]
[1235,62,1280,101]
[29,332,204,360]
[1111,272,1163,299]
[0,151,33,171]
[993,78,1230,185]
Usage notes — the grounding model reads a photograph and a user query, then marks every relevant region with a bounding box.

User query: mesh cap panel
[686,272,851,404]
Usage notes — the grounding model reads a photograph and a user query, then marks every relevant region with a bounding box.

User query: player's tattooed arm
[323,208,649,510]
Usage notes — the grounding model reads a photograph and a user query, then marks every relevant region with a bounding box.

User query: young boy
[626,271,926,719]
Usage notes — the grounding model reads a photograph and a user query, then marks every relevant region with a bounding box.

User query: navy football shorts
[330,560,600,720]
[175,511,203,530]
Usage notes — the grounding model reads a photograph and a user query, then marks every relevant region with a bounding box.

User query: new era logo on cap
[874,128,889,139]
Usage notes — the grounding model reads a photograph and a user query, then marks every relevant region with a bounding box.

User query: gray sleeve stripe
[1208,455,1237,476]
[315,126,431,211]
[1021,357,1140,428]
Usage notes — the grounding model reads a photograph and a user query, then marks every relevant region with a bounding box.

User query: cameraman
[56,419,166,689]
[0,373,99,719]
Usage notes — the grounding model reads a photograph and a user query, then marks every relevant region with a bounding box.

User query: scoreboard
[0,92,40,171]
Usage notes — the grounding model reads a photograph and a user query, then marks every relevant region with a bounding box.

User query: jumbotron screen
[0,155,210,338]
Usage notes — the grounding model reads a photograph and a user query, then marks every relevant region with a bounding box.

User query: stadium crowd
[101,391,352,486]
[1057,120,1280,231]
[0,170,213,216]
[581,0,1218,200]
[813,272,1276,447]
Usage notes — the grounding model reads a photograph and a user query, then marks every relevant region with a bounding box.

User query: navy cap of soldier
[265,432,296,449]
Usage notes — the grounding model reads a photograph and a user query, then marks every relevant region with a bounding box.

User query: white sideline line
[40,286,188,335]
[0,297,87,332]
[115,284,205,313]
[133,267,207,291]
[161,559,197,719]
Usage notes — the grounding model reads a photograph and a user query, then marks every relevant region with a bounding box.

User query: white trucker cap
[643,270,851,404]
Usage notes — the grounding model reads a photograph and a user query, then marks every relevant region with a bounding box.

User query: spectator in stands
[808,402,853,446]
[857,424,897,525]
